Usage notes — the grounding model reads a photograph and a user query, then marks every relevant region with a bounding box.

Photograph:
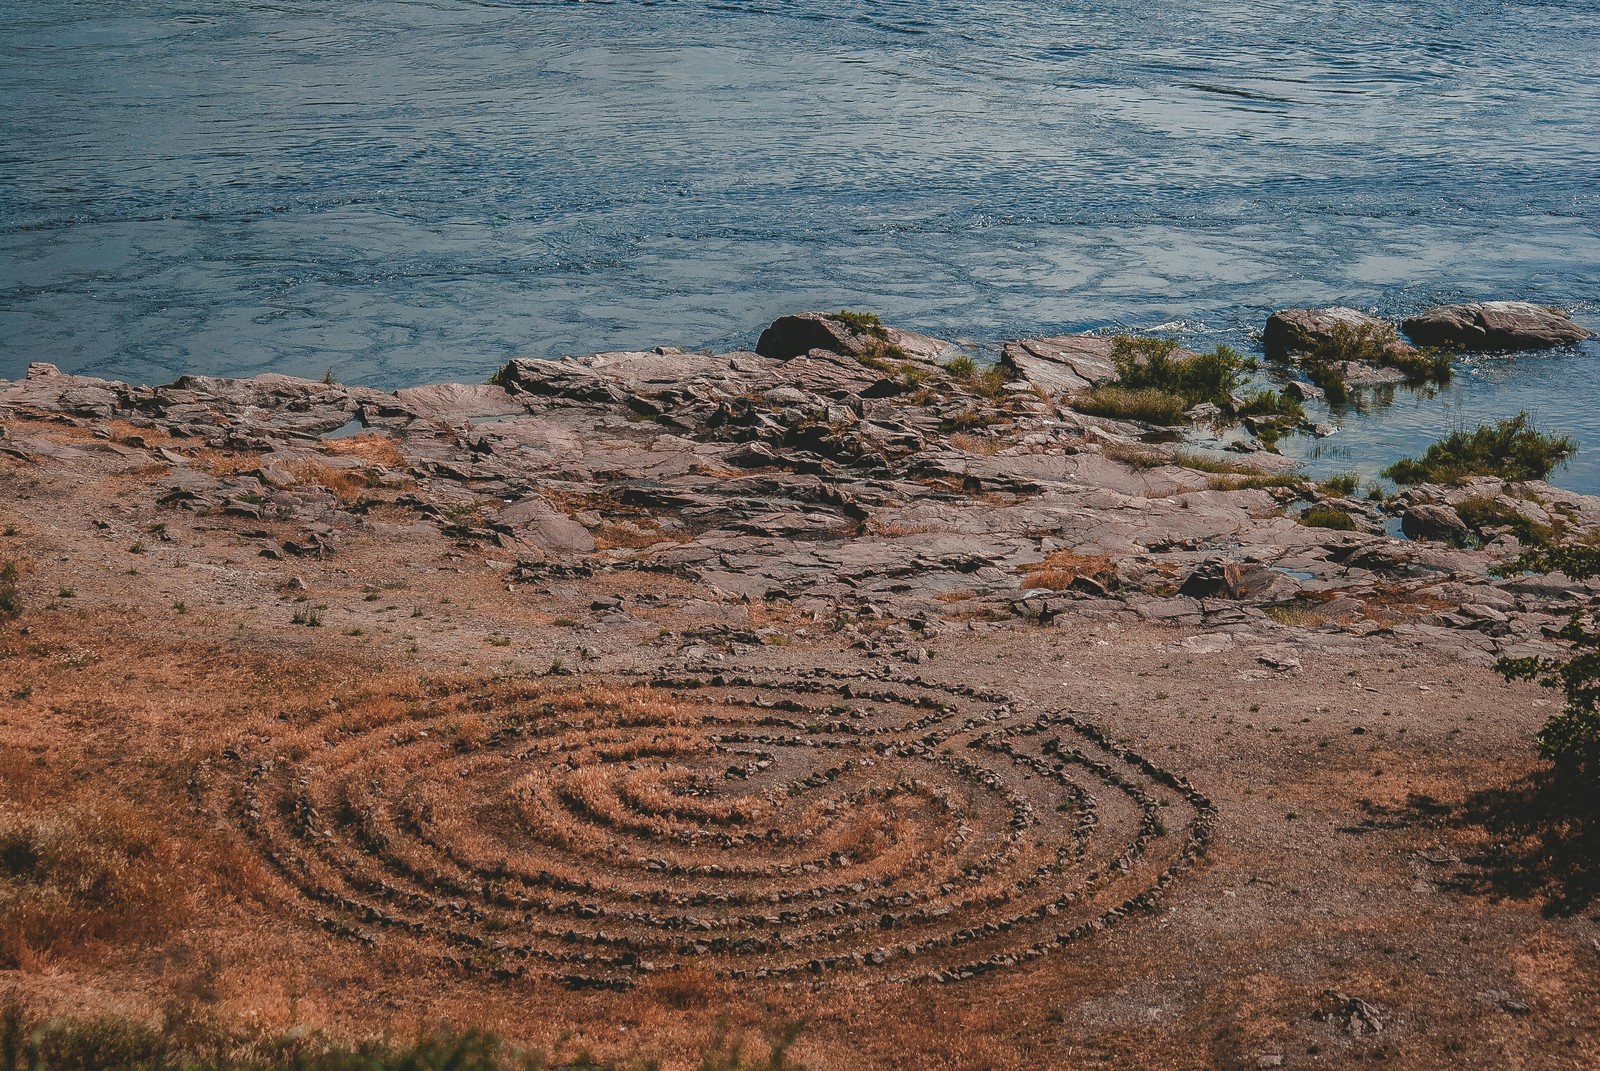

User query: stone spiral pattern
[214,671,1214,988]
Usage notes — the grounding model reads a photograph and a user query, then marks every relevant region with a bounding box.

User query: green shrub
[1299,506,1357,531]
[939,355,1009,399]
[1319,472,1359,498]
[1495,544,1600,787]
[1106,336,1252,407]
[1235,389,1306,423]
[1310,320,1401,364]
[1070,386,1189,425]
[0,561,19,619]
[1382,346,1454,385]
[1302,360,1349,404]
[1454,496,1555,547]
[1382,414,1577,485]
[1285,321,1451,395]
[942,355,979,379]
[827,309,888,339]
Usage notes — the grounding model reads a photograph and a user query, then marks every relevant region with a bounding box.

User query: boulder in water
[1401,302,1591,352]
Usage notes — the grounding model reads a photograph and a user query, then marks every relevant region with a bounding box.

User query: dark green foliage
[1499,615,1600,787]
[1105,337,1252,407]
[939,355,1009,399]
[1382,346,1455,385]
[1382,414,1576,485]
[1496,545,1600,788]
[1070,337,1256,427]
[826,309,887,339]
[1454,496,1554,547]
[1301,360,1349,404]
[1236,389,1307,452]
[1299,506,1357,531]
[1069,386,1188,426]
[0,561,18,619]
[1285,321,1452,398]
[1234,389,1306,423]
[1318,472,1359,498]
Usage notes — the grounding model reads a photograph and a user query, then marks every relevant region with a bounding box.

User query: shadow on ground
[1352,778,1599,918]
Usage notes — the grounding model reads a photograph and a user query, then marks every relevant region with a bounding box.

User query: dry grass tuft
[950,432,1002,456]
[1019,549,1114,591]
[322,432,406,469]
[283,459,368,503]
[594,519,675,550]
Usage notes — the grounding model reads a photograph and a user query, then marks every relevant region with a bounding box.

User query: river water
[2,1,1597,487]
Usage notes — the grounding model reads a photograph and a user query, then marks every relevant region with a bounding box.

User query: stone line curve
[206,669,1215,988]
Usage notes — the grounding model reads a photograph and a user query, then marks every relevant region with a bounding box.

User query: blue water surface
[1,1,1597,486]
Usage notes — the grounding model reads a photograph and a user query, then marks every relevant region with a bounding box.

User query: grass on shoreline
[1383,413,1577,485]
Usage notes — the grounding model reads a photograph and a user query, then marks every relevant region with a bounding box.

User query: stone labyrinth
[214,670,1215,988]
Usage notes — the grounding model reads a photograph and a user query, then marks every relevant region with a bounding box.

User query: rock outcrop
[1401,302,1591,352]
[1262,307,1408,363]
[3,313,1594,670]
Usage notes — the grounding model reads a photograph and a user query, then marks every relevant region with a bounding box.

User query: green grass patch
[940,355,1010,399]
[1070,386,1189,425]
[1299,505,1358,531]
[1104,336,1253,407]
[1318,472,1359,498]
[828,309,888,338]
[1383,413,1577,485]
[1289,321,1453,399]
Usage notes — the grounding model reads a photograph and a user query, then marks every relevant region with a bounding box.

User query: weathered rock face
[1400,503,1471,545]
[997,336,1119,398]
[1262,307,1406,363]
[753,312,956,365]
[755,313,868,360]
[1401,302,1591,352]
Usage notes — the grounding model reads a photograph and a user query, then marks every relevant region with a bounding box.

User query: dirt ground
[2,428,1597,1071]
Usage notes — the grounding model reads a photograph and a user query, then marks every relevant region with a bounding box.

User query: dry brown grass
[0,802,188,968]
[866,520,942,537]
[191,447,261,478]
[321,432,406,469]
[949,432,1002,456]
[593,519,675,550]
[1018,549,1114,591]
[283,458,368,503]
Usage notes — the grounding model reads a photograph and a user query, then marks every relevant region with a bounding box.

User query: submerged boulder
[1401,302,1591,352]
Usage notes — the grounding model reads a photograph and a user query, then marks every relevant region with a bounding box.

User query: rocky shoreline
[4,308,1600,1066]
[3,308,1595,671]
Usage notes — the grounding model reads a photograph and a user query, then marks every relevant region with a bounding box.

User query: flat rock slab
[999,336,1119,397]
[1401,302,1591,352]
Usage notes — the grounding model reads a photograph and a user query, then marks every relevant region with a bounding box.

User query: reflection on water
[0,0,1596,485]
